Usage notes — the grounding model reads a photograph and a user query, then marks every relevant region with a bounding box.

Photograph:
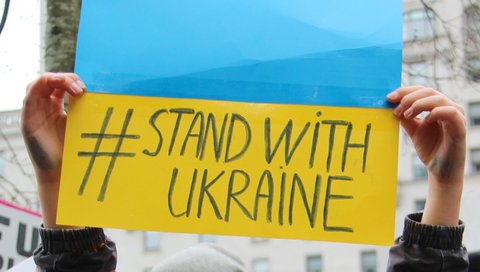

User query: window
[414,199,426,212]
[361,251,377,272]
[469,103,480,126]
[252,258,270,272]
[143,231,161,251]
[466,57,480,81]
[306,255,322,272]
[471,149,480,174]
[198,234,217,243]
[407,61,428,86]
[404,9,436,41]
[412,155,427,180]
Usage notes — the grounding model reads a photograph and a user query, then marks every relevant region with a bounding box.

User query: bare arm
[22,72,85,228]
[23,73,117,271]
[387,86,466,226]
[386,87,469,272]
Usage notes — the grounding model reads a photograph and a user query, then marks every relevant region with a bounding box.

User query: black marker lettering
[323,176,354,232]
[199,113,229,162]
[225,170,253,222]
[288,173,321,228]
[309,120,321,168]
[180,111,205,158]
[143,109,167,156]
[168,168,198,218]
[265,119,310,165]
[168,108,195,156]
[321,120,349,172]
[342,123,371,172]
[253,170,274,222]
[197,169,224,220]
[278,172,287,226]
[225,113,251,163]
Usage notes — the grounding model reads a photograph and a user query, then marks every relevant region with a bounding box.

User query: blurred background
[0,0,479,271]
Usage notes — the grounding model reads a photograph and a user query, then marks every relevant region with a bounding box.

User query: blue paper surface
[75,0,402,108]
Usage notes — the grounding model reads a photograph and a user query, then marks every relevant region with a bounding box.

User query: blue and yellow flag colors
[58,0,402,246]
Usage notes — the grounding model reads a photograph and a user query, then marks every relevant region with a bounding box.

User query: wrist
[421,174,463,226]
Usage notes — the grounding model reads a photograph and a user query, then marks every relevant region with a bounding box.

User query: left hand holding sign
[22,73,85,229]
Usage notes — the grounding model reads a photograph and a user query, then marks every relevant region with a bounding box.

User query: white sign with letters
[0,200,41,271]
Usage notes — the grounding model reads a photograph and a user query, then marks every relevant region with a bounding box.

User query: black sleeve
[33,227,117,272]
[387,213,469,272]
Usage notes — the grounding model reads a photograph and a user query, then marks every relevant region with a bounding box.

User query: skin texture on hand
[387,86,466,226]
[22,73,85,228]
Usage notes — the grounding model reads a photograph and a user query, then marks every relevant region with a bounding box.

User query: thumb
[399,117,420,139]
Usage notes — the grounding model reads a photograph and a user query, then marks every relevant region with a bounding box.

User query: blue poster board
[75,0,402,108]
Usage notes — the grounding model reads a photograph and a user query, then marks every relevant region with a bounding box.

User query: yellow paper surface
[58,93,398,246]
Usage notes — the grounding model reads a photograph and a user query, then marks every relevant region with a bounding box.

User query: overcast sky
[0,0,41,111]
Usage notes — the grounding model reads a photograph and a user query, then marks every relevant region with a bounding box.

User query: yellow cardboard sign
[58,93,398,246]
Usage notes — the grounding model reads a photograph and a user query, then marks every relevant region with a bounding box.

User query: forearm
[36,170,83,229]
[421,176,463,226]
[22,73,86,229]
[421,153,465,226]
[421,133,465,226]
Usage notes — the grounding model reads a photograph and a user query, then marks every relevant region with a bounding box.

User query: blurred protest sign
[0,200,41,271]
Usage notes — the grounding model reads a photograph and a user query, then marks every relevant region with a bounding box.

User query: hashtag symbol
[77,107,140,202]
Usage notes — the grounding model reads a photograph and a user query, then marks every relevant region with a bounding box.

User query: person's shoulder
[469,251,480,271]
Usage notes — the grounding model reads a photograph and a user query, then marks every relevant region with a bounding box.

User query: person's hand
[387,86,466,226]
[22,73,85,228]
[22,73,85,172]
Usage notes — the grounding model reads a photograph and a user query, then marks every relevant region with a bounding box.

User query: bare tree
[40,0,480,90]
[403,0,480,93]
[44,0,81,72]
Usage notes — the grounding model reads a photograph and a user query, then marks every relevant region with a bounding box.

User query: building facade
[1,0,479,271]
[0,110,38,212]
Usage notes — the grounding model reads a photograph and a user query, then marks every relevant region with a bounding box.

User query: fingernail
[404,108,414,119]
[393,105,403,116]
[387,91,398,100]
[71,82,83,94]
[76,80,87,90]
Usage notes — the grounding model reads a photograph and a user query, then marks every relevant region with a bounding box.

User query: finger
[26,73,85,100]
[392,87,439,117]
[400,117,420,139]
[402,95,464,120]
[51,74,87,99]
[65,73,87,90]
[51,88,67,99]
[64,73,81,81]
[399,87,438,109]
[387,86,425,103]
[426,106,467,139]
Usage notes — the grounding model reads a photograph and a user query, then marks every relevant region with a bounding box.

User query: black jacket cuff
[38,226,107,254]
[402,212,464,250]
